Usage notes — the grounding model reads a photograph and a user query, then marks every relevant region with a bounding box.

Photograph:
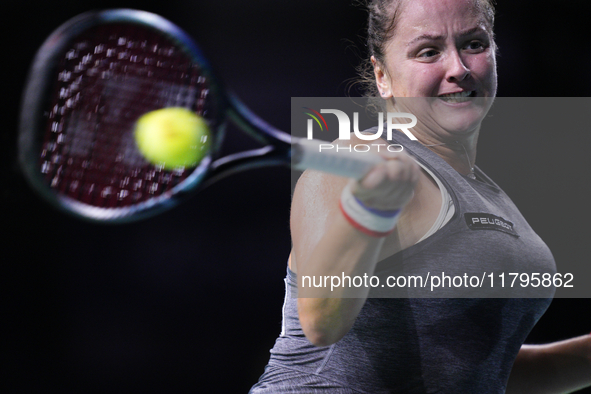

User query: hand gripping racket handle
[291,138,383,180]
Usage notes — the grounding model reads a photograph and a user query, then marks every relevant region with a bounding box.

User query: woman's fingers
[352,151,419,211]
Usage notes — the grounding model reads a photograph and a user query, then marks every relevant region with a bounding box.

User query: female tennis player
[250,0,591,392]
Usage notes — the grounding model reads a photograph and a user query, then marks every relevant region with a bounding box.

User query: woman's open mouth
[438,91,476,103]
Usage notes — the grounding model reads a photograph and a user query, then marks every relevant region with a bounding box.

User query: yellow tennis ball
[134,107,211,170]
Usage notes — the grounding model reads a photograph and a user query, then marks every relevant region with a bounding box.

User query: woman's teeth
[439,91,474,103]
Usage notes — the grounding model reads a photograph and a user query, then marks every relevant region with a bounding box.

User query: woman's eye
[418,49,439,58]
[464,41,485,51]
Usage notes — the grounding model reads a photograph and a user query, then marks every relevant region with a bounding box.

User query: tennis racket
[19,9,381,223]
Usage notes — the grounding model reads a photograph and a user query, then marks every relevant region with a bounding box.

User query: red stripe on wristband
[339,200,396,237]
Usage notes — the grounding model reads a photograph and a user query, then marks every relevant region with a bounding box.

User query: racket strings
[40,23,215,208]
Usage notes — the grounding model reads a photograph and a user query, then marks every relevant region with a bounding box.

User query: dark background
[3,1,590,393]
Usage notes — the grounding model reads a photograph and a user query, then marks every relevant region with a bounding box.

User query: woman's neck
[411,128,479,178]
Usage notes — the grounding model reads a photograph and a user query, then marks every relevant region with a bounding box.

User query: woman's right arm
[290,137,419,346]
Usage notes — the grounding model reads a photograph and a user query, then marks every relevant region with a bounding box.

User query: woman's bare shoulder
[291,134,373,219]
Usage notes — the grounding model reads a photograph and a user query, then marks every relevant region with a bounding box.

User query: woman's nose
[446,50,471,82]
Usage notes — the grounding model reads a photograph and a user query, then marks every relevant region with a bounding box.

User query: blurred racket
[19,9,381,222]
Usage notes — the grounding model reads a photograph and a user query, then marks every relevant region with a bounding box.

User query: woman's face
[375,0,497,136]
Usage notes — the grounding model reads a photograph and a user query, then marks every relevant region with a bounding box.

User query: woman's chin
[391,96,493,137]
[429,97,492,134]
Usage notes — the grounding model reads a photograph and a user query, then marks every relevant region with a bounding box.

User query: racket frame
[19,9,292,222]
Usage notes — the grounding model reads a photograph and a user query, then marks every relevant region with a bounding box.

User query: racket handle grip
[292,138,383,180]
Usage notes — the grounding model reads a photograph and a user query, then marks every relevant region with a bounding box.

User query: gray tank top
[250,131,556,393]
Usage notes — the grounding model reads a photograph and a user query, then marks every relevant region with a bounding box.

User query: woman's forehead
[395,0,488,40]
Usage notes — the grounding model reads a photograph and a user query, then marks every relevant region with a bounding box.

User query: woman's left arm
[506,334,591,394]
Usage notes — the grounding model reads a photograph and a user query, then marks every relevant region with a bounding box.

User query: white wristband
[339,182,401,237]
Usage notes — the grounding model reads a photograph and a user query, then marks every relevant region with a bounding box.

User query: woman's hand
[351,148,420,212]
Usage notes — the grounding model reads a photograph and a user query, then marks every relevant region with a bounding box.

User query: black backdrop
[4,1,590,393]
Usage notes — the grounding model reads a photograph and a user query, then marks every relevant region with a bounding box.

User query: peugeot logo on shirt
[464,213,519,237]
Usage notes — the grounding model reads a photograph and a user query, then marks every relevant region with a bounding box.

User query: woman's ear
[371,56,392,98]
